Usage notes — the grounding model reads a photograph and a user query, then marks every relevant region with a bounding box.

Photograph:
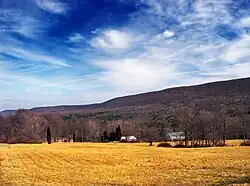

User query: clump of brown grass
[157,142,172,147]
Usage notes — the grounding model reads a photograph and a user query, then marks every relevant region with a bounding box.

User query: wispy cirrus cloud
[0,45,70,67]
[68,33,85,43]
[0,9,48,38]
[90,29,137,51]
[238,16,250,28]
[34,0,68,14]
[221,34,250,63]
[200,63,250,78]
[0,62,116,110]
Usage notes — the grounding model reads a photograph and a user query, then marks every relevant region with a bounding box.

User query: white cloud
[68,33,85,43]
[91,50,250,96]
[238,16,250,27]
[155,30,175,40]
[163,30,175,38]
[91,41,221,94]
[35,0,68,14]
[0,9,47,38]
[15,16,46,38]
[194,0,232,21]
[93,58,177,93]
[221,34,250,63]
[0,45,70,67]
[201,63,250,79]
[91,29,135,51]
[0,65,118,110]
[175,0,233,29]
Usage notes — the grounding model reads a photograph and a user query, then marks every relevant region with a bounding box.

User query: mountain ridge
[1,77,250,116]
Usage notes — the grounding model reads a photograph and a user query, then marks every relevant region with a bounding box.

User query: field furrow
[0,142,249,186]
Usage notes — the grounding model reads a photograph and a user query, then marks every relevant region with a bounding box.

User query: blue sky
[0,0,250,111]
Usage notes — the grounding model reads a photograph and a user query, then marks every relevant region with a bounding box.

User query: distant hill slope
[1,77,250,115]
[100,77,250,108]
[0,110,17,117]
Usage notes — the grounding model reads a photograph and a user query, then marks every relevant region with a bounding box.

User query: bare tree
[46,127,52,144]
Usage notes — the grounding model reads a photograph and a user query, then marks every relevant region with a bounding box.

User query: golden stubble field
[0,141,249,186]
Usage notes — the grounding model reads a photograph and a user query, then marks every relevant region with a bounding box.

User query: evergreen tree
[109,131,116,141]
[116,125,122,141]
[103,131,108,141]
[46,127,52,144]
[73,132,76,142]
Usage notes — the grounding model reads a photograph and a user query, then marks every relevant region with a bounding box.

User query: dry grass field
[0,141,249,186]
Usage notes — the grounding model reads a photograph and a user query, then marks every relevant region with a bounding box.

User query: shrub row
[240,141,250,146]
[157,142,227,148]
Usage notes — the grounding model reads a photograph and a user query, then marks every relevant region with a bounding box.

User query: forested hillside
[0,78,250,143]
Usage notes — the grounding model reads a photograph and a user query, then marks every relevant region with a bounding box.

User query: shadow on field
[213,176,250,186]
[156,142,227,148]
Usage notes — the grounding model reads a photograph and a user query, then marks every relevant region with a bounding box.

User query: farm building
[120,136,137,142]
[245,140,250,145]
[167,132,185,141]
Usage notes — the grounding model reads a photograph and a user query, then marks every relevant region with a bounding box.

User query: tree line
[0,106,249,145]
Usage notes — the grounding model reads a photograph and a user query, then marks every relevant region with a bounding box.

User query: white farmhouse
[120,136,137,142]
[167,132,185,141]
